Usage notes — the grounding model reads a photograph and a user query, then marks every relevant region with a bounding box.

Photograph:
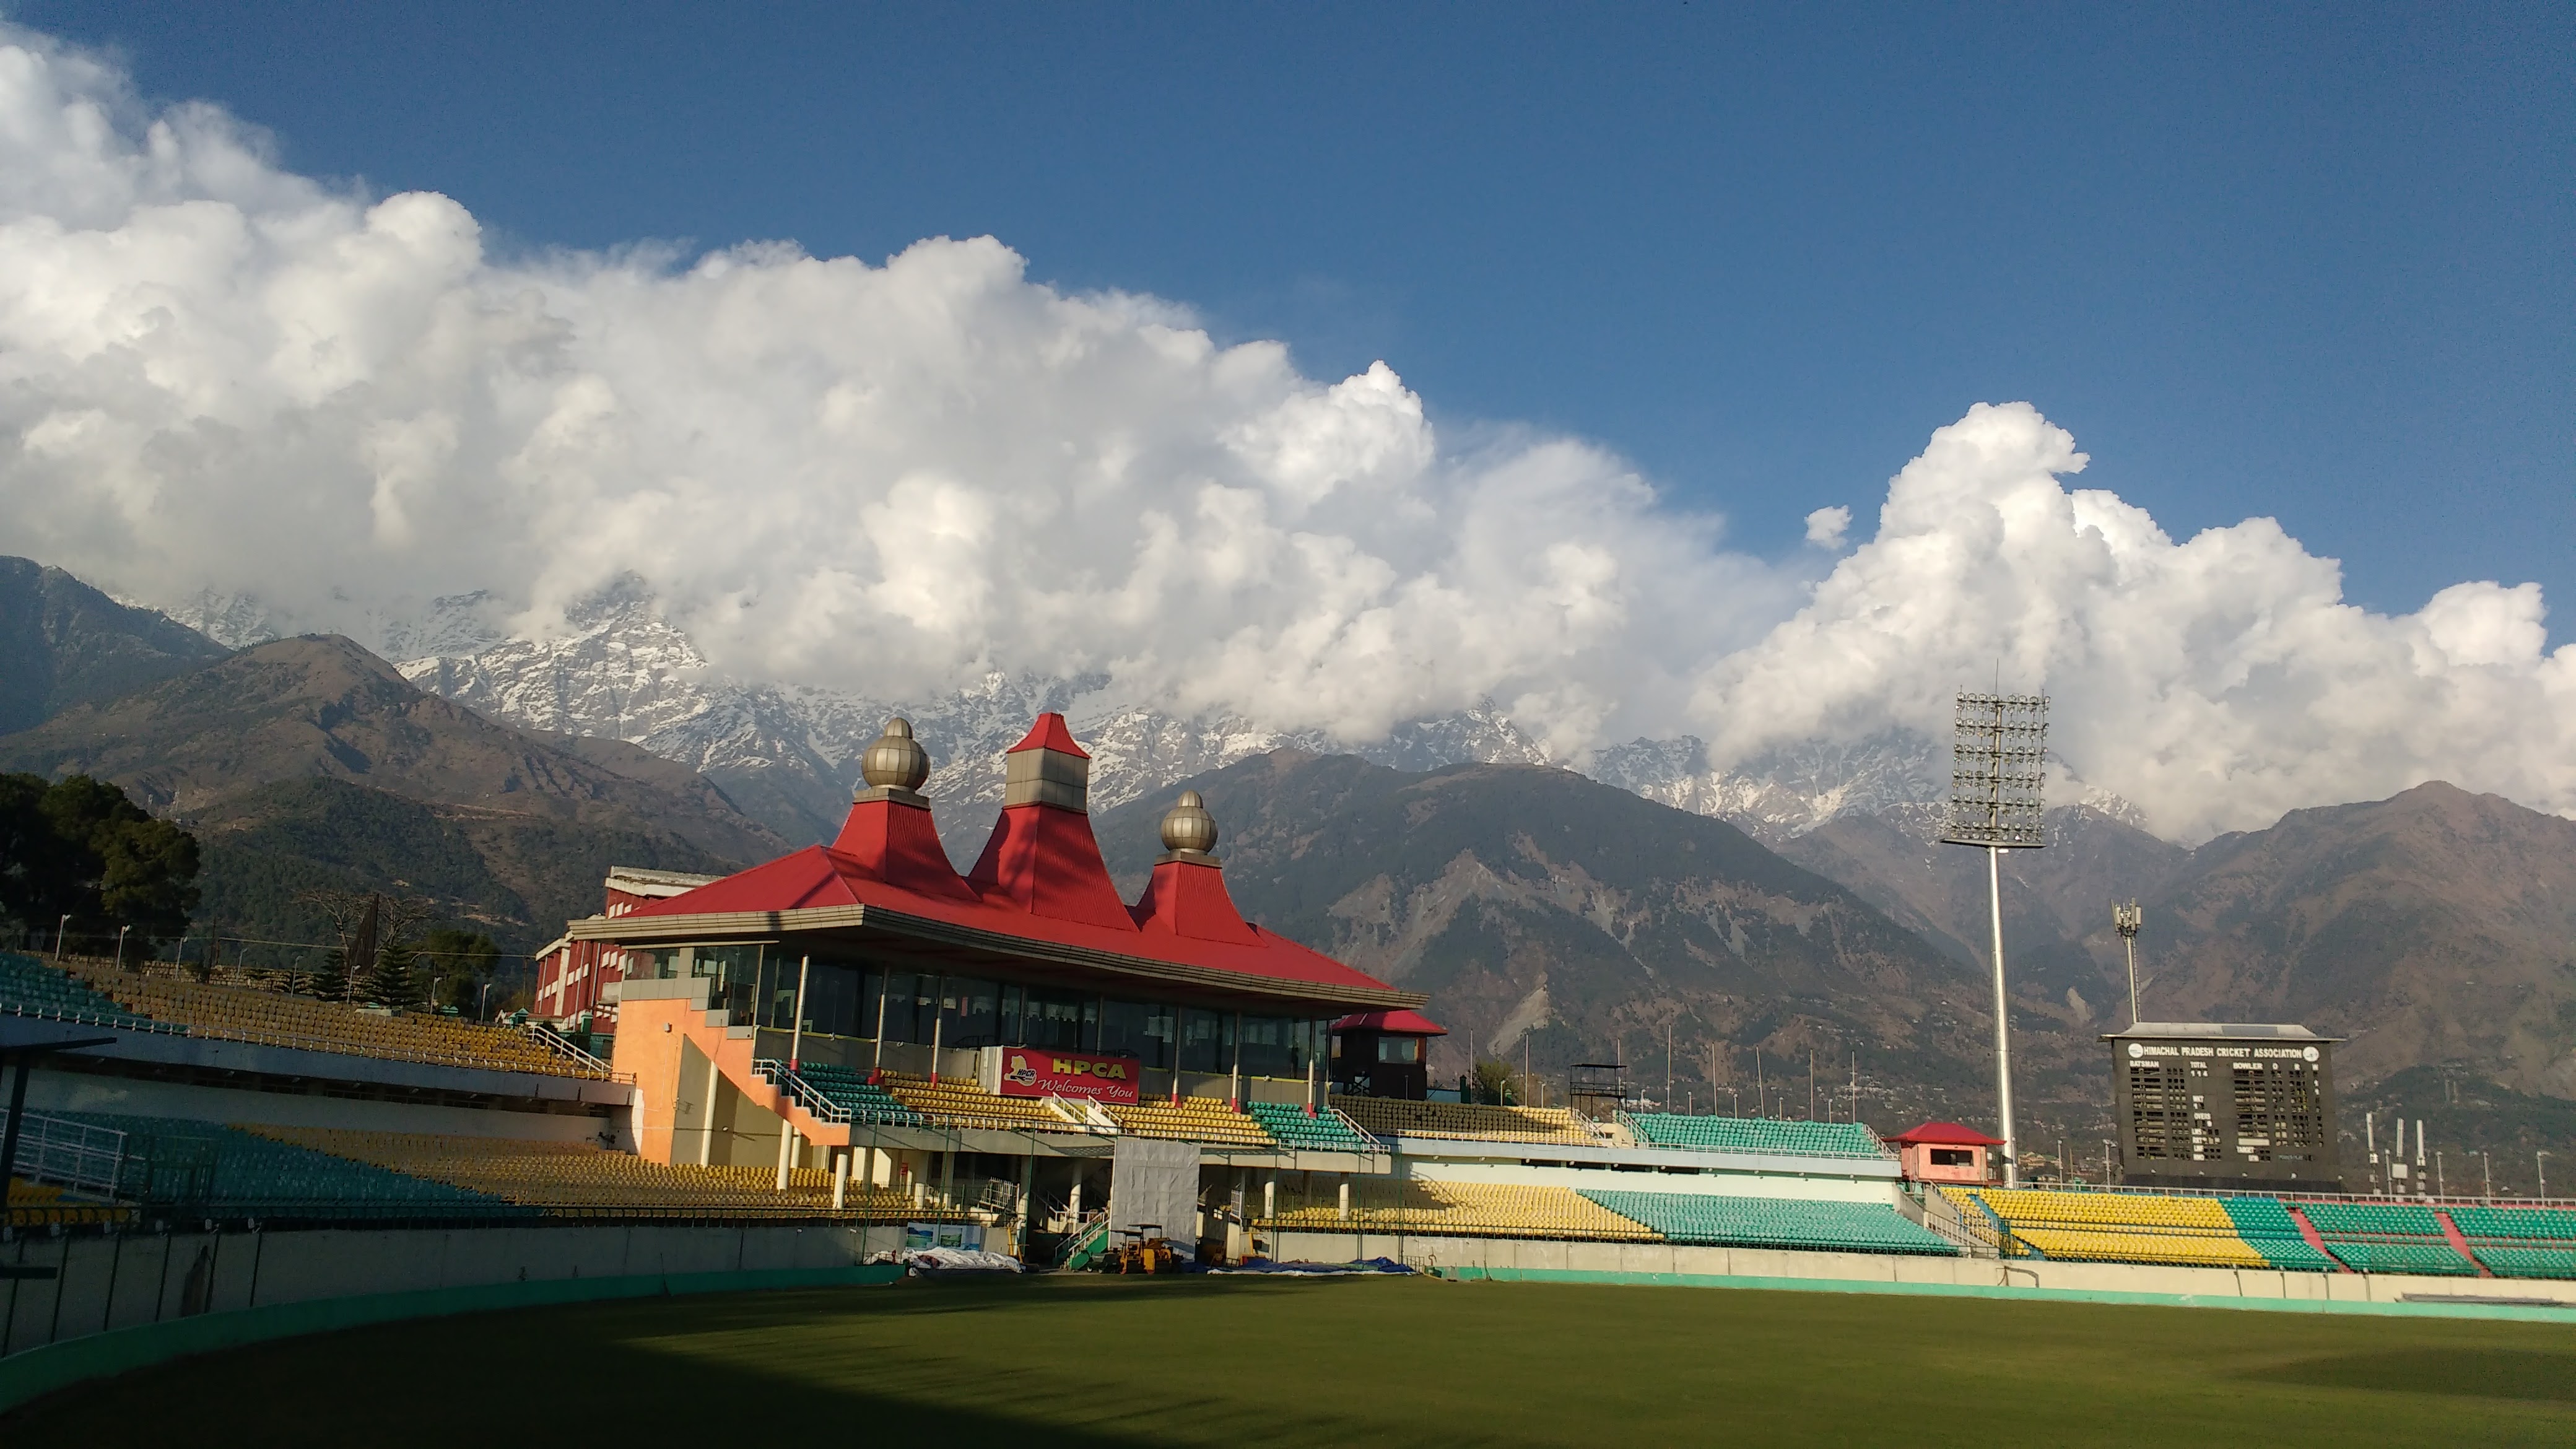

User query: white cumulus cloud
[0,27,2565,842]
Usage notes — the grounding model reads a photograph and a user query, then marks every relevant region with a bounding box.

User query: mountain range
[0,573,785,955]
[4,557,2569,1168]
[176,583,1947,850]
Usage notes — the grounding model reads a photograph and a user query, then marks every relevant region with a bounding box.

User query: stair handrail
[1326,1104,1388,1161]
[13,1112,126,1198]
[528,1022,619,1076]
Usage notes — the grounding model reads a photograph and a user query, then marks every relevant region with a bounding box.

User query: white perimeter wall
[1393,1157,1897,1204]
[1266,1231,2576,1308]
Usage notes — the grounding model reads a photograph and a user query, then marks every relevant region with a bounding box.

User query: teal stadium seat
[783,1063,927,1126]
[2300,1202,2445,1237]
[1245,1102,1376,1153]
[1623,1115,1890,1159]
[2470,1248,2576,1279]
[2322,1240,2479,1276]
[2448,1207,2576,1243]
[51,1113,524,1221]
[1582,1190,1957,1256]
[0,953,164,1032]
[2298,1201,2476,1275]
[2216,1196,2343,1273]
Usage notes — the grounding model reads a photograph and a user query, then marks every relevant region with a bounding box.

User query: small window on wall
[1930,1148,1974,1167]
[1377,1036,1422,1064]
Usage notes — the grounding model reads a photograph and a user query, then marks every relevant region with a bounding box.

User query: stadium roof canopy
[1884,1121,2005,1147]
[2098,1022,2341,1042]
[1331,1008,1448,1035]
[572,713,1422,1014]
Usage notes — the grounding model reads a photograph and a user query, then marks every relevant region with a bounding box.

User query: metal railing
[750,1061,928,1128]
[11,1114,127,1198]
[528,1023,622,1079]
[0,999,185,1037]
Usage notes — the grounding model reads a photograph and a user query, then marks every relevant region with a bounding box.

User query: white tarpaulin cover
[1110,1136,1202,1243]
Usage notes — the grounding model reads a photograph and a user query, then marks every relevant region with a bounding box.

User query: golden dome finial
[1158,789,1218,858]
[857,717,931,799]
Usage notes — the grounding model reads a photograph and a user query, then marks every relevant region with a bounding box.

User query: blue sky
[18,0,2571,622]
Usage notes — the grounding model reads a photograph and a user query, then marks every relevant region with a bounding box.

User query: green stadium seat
[776,1062,927,1126]
[1245,1102,1376,1154]
[1582,1190,1957,1256]
[48,1112,523,1220]
[0,952,165,1032]
[2321,1240,2478,1276]
[2216,1197,2344,1272]
[2448,1207,2576,1244]
[2470,1247,2576,1279]
[1623,1115,1891,1160]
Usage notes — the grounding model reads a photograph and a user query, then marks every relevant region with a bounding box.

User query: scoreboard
[2105,1023,2343,1191]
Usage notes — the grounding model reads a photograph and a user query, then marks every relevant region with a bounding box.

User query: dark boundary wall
[0,1221,912,1414]
[0,1260,904,1416]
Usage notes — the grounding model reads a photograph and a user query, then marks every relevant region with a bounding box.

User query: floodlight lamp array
[1941,690,2048,850]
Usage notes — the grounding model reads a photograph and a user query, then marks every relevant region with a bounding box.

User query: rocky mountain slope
[1775,783,2576,1105]
[0,557,232,734]
[0,635,785,950]
[2126,783,2576,1099]
[1094,752,2030,1126]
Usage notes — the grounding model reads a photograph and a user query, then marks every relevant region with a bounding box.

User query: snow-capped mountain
[182,581,2135,851]
[370,586,1558,848]
[1590,730,1952,841]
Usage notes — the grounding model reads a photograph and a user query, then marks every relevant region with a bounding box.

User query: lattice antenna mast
[1939,690,2048,1187]
[2114,901,2144,1027]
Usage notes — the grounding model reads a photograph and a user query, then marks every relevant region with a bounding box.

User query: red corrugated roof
[1885,1120,2004,1146]
[616,716,1396,1000]
[1331,1008,1448,1036]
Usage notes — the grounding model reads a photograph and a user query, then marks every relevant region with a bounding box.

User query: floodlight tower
[2114,901,2144,1025]
[1940,690,2048,1188]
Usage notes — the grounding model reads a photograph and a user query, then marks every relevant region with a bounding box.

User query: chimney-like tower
[1002,713,1092,811]
[967,714,1134,929]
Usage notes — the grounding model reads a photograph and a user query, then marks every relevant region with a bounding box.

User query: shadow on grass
[2244,1347,2576,1405]
[1,1276,1395,1449]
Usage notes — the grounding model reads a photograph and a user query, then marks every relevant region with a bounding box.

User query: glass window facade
[1099,999,1175,1069]
[628,944,1335,1078]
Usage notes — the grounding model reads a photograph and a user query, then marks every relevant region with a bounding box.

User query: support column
[775,1115,798,1191]
[1020,1136,1037,1255]
[697,1051,722,1168]
[1229,1011,1243,1111]
[1986,843,2018,1189]
[832,1148,850,1211]
[1337,1179,1351,1221]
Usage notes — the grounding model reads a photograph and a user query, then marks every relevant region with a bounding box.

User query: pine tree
[363,943,424,1011]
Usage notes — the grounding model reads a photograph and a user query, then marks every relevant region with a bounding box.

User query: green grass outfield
[9,1273,2575,1446]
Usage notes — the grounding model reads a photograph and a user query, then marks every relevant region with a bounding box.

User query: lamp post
[2113,901,2144,1025]
[113,924,131,971]
[53,915,70,960]
[2541,1152,2552,1200]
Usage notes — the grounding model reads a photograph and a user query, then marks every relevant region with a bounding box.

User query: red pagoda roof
[1884,1120,2005,1147]
[1331,1008,1448,1036]
[1009,713,1090,758]
[582,715,1418,1010]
